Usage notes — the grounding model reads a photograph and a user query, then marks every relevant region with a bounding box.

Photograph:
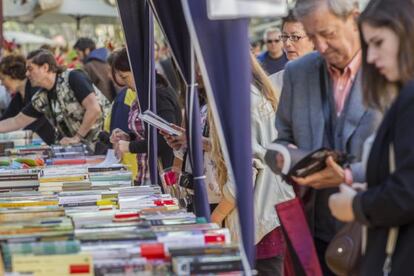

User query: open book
[265,143,353,183]
[138,110,183,136]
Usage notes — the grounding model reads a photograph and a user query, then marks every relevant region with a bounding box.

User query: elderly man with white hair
[266,0,382,274]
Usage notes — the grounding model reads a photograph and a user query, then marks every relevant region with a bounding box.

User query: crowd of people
[0,0,413,275]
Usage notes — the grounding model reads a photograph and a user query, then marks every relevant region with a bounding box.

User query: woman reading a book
[329,0,414,274]
[109,47,182,185]
[0,54,55,144]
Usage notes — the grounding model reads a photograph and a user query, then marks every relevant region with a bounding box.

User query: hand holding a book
[292,156,346,189]
[160,125,187,151]
[328,184,356,222]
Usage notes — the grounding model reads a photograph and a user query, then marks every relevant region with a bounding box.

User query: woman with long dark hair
[109,48,182,185]
[329,0,414,274]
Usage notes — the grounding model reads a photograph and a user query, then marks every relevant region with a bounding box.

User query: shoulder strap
[382,143,399,276]
[319,63,334,147]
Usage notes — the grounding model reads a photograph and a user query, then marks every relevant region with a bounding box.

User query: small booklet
[138,110,183,136]
[265,143,353,184]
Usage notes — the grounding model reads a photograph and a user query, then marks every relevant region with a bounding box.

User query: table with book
[0,130,242,275]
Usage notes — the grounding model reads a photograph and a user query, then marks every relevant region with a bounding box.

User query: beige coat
[222,85,294,244]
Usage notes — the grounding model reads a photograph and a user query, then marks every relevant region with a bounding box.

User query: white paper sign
[207,0,288,19]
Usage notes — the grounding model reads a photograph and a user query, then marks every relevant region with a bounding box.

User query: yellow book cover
[0,210,65,222]
[39,175,88,183]
[0,201,58,208]
[12,253,93,276]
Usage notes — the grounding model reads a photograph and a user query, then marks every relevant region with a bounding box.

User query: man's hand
[329,184,357,222]
[292,156,345,189]
[60,135,81,145]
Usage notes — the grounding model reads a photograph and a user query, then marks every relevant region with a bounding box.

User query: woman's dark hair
[111,47,131,72]
[359,0,414,111]
[27,49,65,74]
[0,55,27,80]
[111,47,170,88]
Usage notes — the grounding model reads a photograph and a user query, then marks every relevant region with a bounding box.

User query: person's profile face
[362,23,400,82]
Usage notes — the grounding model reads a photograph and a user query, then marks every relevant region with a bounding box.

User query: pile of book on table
[0,145,243,275]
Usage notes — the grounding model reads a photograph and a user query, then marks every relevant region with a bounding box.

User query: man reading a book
[267,0,382,274]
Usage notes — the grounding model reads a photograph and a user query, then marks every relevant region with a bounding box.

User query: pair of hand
[281,149,357,222]
[110,128,131,158]
[160,125,187,151]
[292,156,346,189]
[160,125,212,152]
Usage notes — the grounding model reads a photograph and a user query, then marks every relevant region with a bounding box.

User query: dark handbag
[325,221,362,275]
[326,144,399,276]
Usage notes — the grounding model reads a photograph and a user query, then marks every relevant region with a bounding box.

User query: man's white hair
[263,27,281,42]
[294,0,359,19]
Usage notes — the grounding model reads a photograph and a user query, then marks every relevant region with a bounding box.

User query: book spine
[0,201,58,208]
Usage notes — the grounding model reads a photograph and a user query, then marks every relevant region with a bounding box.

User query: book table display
[0,134,242,275]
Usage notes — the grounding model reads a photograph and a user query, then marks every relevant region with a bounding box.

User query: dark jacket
[128,83,182,169]
[353,80,414,275]
[159,57,180,93]
[110,87,133,133]
[84,48,118,102]
[1,82,55,145]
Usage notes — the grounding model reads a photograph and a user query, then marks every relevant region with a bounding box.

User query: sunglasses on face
[280,34,307,42]
[266,39,281,44]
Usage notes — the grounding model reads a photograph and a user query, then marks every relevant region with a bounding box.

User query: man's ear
[41,63,50,72]
[350,9,360,30]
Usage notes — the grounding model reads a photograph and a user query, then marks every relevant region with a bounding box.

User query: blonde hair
[210,53,281,189]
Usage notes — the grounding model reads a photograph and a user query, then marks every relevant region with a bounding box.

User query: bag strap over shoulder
[383,143,399,276]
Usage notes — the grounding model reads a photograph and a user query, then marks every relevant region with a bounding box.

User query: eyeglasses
[280,34,307,42]
[266,39,281,44]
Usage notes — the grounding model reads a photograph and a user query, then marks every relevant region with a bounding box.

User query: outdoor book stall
[0,132,241,275]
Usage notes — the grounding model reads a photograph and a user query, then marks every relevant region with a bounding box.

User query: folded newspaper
[138,110,182,136]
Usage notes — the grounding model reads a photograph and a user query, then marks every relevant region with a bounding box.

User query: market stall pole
[116,0,158,185]
[149,0,211,220]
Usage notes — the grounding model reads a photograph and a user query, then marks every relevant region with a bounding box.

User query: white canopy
[4,0,119,25]
[4,31,54,45]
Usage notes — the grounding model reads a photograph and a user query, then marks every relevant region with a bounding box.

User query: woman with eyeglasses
[270,10,315,92]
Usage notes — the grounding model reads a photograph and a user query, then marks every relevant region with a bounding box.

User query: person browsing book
[329,0,414,274]
[109,48,182,185]
[0,49,110,148]
[266,0,382,273]
[0,54,55,144]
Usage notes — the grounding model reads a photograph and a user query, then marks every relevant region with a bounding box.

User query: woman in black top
[0,55,55,144]
[109,48,182,183]
[329,0,414,274]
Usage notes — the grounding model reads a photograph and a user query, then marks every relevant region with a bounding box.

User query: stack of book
[0,130,33,148]
[0,145,244,275]
[38,167,91,193]
[88,165,133,190]
[0,169,40,192]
